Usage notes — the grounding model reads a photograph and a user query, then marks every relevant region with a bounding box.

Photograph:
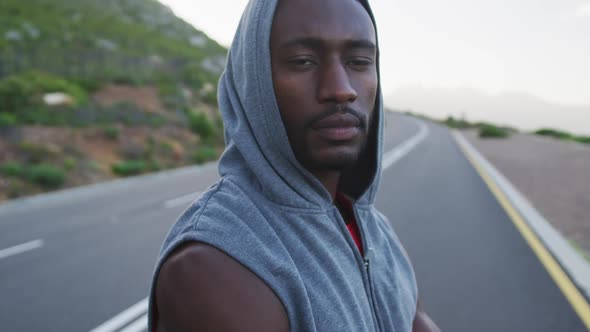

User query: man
[149,0,440,331]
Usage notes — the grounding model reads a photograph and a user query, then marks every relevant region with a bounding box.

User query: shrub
[534,128,573,140]
[0,112,17,127]
[574,136,590,144]
[479,123,509,138]
[63,157,77,171]
[18,141,56,163]
[0,71,87,113]
[0,161,24,177]
[69,77,103,92]
[26,164,66,188]
[111,160,147,176]
[443,116,474,129]
[192,146,218,164]
[188,110,215,140]
[0,75,34,111]
[103,125,120,140]
[147,158,162,172]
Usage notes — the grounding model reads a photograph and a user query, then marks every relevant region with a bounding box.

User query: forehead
[271,0,375,44]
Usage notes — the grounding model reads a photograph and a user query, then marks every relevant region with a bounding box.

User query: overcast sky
[159,0,590,106]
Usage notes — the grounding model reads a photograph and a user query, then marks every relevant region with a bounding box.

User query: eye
[287,57,317,70]
[347,57,374,71]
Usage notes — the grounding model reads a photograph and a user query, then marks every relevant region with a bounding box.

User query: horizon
[159,0,590,133]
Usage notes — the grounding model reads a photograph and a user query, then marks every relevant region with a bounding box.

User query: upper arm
[154,242,289,332]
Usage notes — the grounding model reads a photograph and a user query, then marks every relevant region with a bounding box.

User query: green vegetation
[102,125,120,140]
[111,160,147,176]
[18,141,58,163]
[534,128,573,140]
[63,157,76,170]
[534,128,590,145]
[0,0,226,93]
[0,112,17,127]
[1,161,66,188]
[0,71,87,111]
[0,161,25,177]
[0,0,230,200]
[192,146,218,164]
[478,123,510,138]
[438,116,511,139]
[187,110,215,140]
[442,116,476,129]
[26,164,66,188]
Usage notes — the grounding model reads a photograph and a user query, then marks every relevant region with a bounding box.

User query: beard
[300,130,369,172]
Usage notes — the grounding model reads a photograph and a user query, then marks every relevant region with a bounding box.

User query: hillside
[0,0,226,88]
[0,0,228,201]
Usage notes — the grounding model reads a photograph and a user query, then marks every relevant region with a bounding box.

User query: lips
[311,113,361,141]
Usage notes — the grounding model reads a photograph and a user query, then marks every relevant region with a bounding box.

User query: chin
[310,149,361,172]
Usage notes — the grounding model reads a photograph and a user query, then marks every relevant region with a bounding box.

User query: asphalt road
[0,112,586,331]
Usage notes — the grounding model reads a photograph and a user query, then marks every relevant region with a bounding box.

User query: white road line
[92,119,429,332]
[382,121,429,170]
[163,191,201,209]
[90,297,148,332]
[119,314,148,332]
[0,239,44,260]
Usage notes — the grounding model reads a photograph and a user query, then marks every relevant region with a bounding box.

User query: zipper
[334,205,382,332]
[363,247,383,332]
[355,206,383,332]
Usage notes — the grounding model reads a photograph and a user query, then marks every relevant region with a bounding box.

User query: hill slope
[0,0,228,201]
[0,0,226,88]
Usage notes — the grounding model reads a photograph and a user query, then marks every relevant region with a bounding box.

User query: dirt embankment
[463,131,590,257]
[0,84,221,202]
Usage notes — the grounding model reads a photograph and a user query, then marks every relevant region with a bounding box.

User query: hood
[217,0,384,210]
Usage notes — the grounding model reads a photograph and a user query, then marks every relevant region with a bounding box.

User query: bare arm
[155,243,289,332]
[413,300,441,332]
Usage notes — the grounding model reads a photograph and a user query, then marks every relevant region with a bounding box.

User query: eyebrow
[278,37,376,51]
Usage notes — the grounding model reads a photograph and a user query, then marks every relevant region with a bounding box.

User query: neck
[311,170,341,202]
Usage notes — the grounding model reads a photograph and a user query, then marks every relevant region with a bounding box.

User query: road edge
[0,162,218,217]
[453,130,590,329]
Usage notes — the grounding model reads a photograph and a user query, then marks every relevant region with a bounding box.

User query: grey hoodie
[148,0,418,331]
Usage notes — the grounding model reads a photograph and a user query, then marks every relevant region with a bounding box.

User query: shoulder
[155,242,289,332]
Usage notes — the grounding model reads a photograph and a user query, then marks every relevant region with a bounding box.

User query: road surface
[0,112,586,331]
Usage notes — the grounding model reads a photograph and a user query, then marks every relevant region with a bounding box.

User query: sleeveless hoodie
[148,0,418,331]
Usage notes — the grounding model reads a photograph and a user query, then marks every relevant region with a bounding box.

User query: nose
[317,60,358,104]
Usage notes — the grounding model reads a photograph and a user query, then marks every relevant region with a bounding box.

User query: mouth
[311,113,362,141]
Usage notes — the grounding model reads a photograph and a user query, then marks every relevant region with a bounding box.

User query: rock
[95,38,118,51]
[190,35,207,47]
[201,55,227,74]
[43,93,75,107]
[5,30,22,41]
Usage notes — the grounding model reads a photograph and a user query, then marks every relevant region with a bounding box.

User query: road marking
[382,121,429,170]
[90,297,148,332]
[0,239,44,260]
[163,191,201,209]
[92,118,429,332]
[119,314,147,332]
[454,132,590,330]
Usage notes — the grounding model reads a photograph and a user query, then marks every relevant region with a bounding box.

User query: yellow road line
[454,133,590,331]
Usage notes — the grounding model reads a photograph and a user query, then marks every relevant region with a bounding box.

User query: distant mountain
[386,86,590,135]
[0,0,227,89]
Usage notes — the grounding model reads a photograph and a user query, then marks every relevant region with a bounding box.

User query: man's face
[270,0,378,173]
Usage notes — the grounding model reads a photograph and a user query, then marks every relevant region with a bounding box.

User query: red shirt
[336,193,364,256]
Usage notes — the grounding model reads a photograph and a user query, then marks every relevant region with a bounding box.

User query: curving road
[0,112,587,331]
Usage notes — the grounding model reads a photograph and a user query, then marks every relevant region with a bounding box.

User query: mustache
[305,105,368,130]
